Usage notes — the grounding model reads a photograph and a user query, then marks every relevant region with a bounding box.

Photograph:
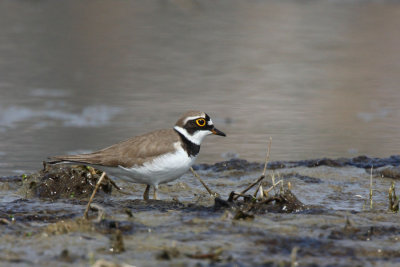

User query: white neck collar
[174,126,211,145]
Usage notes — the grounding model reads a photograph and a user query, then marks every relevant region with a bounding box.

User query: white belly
[118,145,197,186]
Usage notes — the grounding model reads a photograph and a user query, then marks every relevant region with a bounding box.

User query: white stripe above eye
[183,114,205,125]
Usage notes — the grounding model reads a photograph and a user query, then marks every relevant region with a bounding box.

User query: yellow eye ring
[196,118,206,127]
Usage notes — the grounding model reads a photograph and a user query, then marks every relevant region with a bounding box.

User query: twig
[234,175,266,200]
[288,181,292,190]
[86,166,128,194]
[290,246,299,267]
[234,137,272,200]
[106,176,122,191]
[0,218,11,225]
[190,167,214,196]
[369,166,373,209]
[186,247,223,260]
[389,181,399,212]
[388,183,393,211]
[280,174,284,194]
[263,180,283,196]
[83,172,106,220]
[228,191,255,202]
[106,176,131,195]
[262,137,272,177]
[257,195,282,205]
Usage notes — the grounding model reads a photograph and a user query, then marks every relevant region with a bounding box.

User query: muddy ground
[1,156,400,267]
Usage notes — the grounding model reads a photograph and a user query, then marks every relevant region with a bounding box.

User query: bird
[49,110,226,200]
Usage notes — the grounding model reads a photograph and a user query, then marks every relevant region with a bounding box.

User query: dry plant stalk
[262,136,272,176]
[369,166,373,209]
[83,172,106,220]
[389,183,394,211]
[235,137,272,200]
[263,179,283,196]
[190,167,214,196]
[107,176,122,191]
[389,181,399,212]
[87,166,129,194]
[106,176,131,195]
[253,182,265,198]
[0,218,12,225]
[290,246,299,267]
[269,171,284,196]
[234,174,266,200]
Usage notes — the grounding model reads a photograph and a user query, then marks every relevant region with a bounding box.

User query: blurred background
[1,0,400,176]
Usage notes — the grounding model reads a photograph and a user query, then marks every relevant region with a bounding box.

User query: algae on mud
[1,156,400,266]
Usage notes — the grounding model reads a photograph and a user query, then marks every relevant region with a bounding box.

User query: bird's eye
[195,118,206,127]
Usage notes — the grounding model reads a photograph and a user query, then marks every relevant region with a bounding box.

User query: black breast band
[174,130,200,157]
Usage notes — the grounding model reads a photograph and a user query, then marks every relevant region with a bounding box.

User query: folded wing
[49,129,180,168]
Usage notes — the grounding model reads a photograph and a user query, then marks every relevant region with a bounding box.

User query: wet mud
[17,163,113,200]
[194,155,400,171]
[1,156,400,266]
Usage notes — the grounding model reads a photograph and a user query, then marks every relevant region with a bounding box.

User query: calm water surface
[1,0,400,176]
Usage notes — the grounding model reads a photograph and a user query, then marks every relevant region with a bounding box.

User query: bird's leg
[143,185,150,200]
[153,185,158,200]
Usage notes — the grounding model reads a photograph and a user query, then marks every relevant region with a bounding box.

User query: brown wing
[50,129,180,168]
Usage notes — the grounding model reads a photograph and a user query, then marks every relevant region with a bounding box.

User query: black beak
[211,127,226,137]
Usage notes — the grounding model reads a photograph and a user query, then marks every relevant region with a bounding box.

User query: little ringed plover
[49,110,226,200]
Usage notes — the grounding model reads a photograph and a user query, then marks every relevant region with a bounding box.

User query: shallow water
[1,0,400,176]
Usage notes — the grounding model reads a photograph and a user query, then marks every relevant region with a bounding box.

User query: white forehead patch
[208,118,213,126]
